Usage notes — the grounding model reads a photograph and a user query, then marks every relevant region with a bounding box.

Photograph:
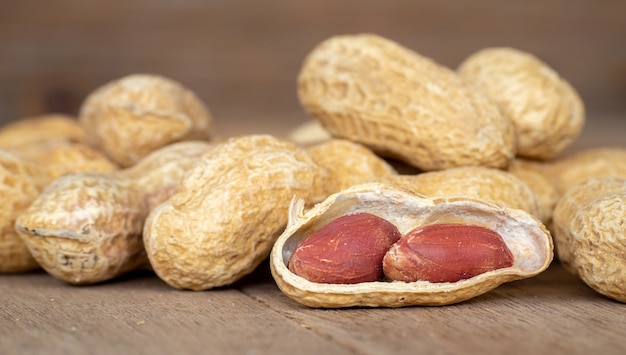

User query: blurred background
[1,0,624,149]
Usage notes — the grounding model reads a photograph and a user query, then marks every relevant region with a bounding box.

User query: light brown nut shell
[458,47,585,160]
[0,140,118,274]
[15,141,214,284]
[307,139,396,197]
[548,147,626,197]
[143,135,325,291]
[0,114,85,149]
[79,73,213,167]
[270,183,553,308]
[379,166,543,222]
[507,159,558,224]
[0,151,48,273]
[287,120,332,147]
[552,177,626,302]
[297,34,516,171]
[12,140,119,180]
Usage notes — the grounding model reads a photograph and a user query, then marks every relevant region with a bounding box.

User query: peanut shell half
[270,182,553,308]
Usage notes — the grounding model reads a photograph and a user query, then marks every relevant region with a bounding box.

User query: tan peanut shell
[0,114,85,149]
[548,147,626,197]
[15,141,214,284]
[271,183,553,308]
[552,177,626,303]
[379,166,543,222]
[0,143,118,274]
[143,135,325,291]
[0,151,49,273]
[458,47,585,160]
[307,139,396,197]
[79,73,213,167]
[297,34,516,171]
[287,120,332,147]
[507,159,559,224]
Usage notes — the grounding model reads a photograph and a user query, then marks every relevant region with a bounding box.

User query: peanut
[79,74,213,167]
[0,141,117,273]
[15,141,214,284]
[143,135,325,291]
[271,183,553,307]
[458,47,585,160]
[288,212,401,284]
[383,224,514,283]
[552,177,626,303]
[297,34,516,171]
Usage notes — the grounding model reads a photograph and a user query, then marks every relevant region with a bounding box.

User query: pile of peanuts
[1,34,624,307]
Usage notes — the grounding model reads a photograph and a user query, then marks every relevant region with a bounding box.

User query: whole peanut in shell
[0,142,117,273]
[79,73,213,167]
[15,141,214,284]
[458,47,585,160]
[143,135,325,291]
[298,34,516,171]
[552,177,626,303]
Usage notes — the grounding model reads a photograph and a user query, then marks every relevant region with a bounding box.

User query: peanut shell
[15,141,214,284]
[297,34,516,171]
[0,114,85,149]
[548,147,626,197]
[552,177,626,303]
[270,182,553,308]
[143,135,325,291]
[79,73,213,167]
[307,139,396,197]
[458,47,585,160]
[379,166,543,222]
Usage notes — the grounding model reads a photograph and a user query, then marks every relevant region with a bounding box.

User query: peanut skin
[383,224,514,283]
[288,212,401,284]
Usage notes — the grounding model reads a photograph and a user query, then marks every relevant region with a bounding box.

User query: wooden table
[2,114,626,355]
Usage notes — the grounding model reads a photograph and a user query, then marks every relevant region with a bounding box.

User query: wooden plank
[0,270,354,355]
[239,263,626,355]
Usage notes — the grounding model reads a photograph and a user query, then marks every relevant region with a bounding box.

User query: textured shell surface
[379,166,542,221]
[0,150,48,273]
[14,141,214,284]
[0,114,85,149]
[79,74,213,167]
[270,182,553,308]
[297,34,516,171]
[552,177,626,302]
[549,147,626,197]
[307,139,396,197]
[144,135,325,291]
[458,47,585,160]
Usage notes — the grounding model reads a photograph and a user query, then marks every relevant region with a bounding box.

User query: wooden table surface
[1,113,626,355]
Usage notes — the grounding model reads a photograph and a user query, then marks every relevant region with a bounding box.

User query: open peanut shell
[270,183,553,308]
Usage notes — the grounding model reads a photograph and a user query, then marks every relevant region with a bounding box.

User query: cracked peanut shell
[270,182,553,308]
